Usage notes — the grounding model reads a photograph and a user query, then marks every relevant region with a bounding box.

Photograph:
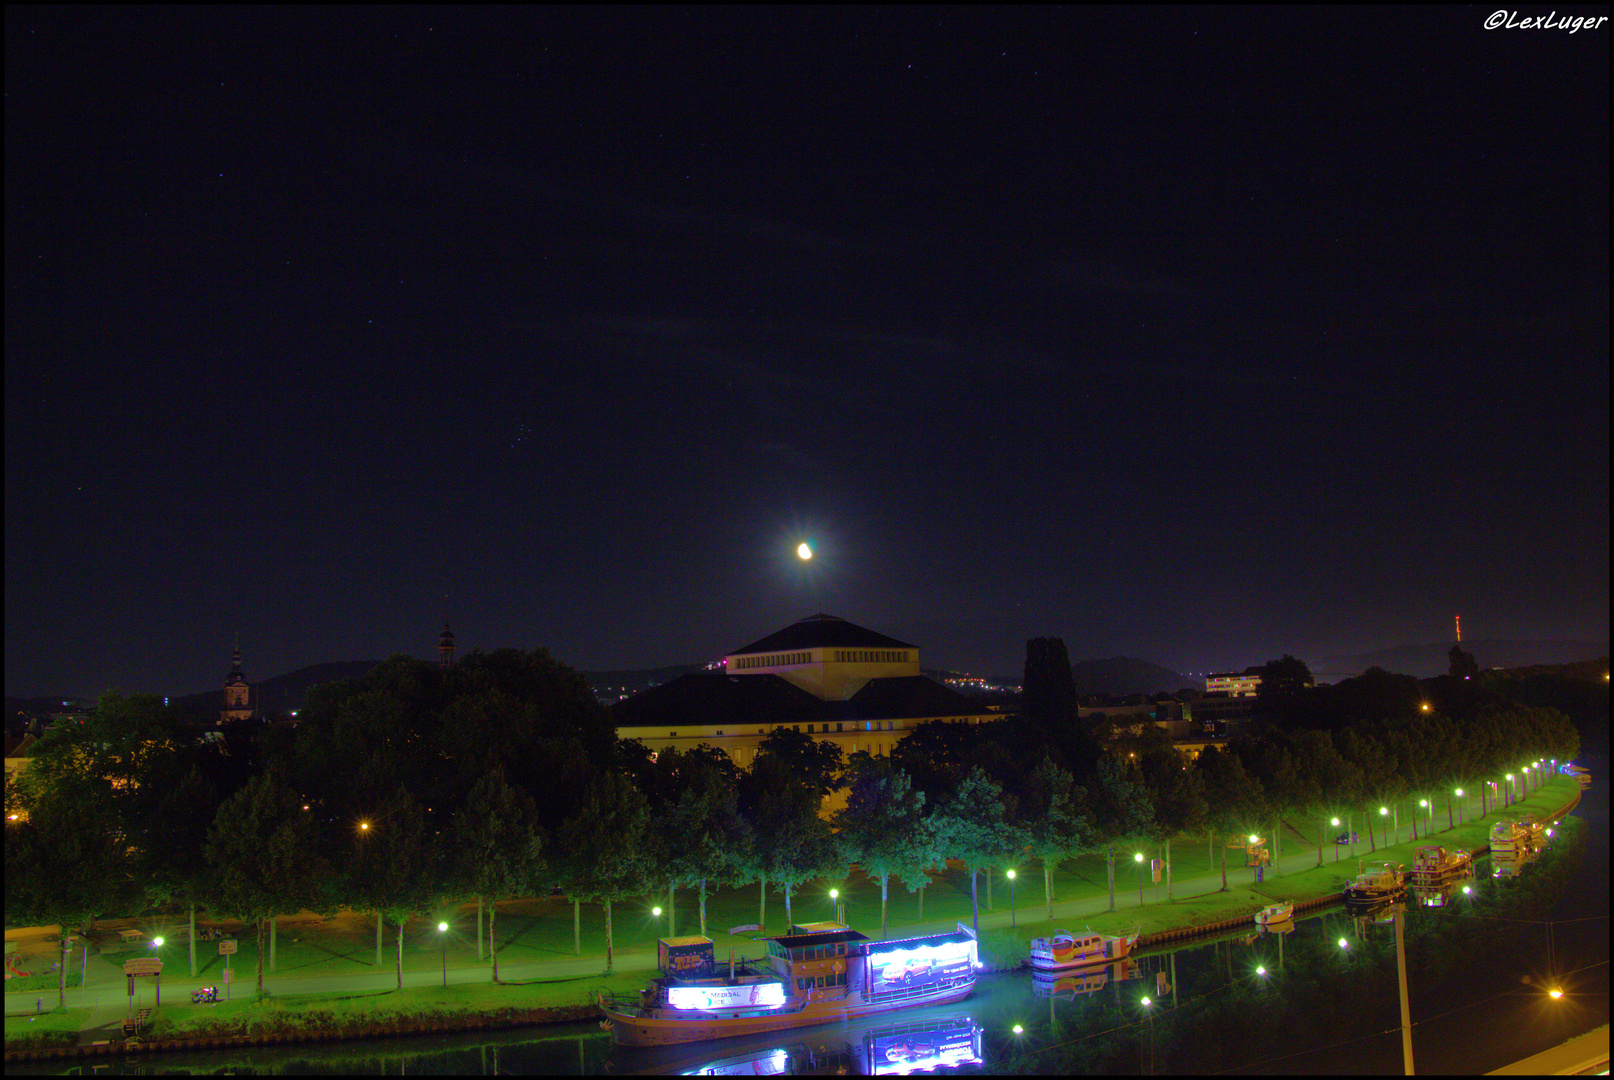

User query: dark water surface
[13,762,1606,1075]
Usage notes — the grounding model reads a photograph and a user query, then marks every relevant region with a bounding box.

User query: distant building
[1204,671,1262,697]
[440,621,456,668]
[612,614,996,811]
[221,647,252,723]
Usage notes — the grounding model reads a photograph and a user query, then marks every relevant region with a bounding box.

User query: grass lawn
[3,970,84,993]
[3,1006,91,1049]
[142,971,646,1041]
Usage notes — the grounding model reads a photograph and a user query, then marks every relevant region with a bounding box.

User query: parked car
[1335,832,1361,845]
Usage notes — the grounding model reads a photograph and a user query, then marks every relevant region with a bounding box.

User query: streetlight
[1505,774,1514,808]
[438,922,448,987]
[652,906,662,940]
[1135,853,1146,908]
[1455,789,1465,825]
[1006,870,1017,927]
[1379,807,1389,848]
[1420,703,1430,712]
[1331,818,1341,862]
[829,888,839,923]
[1338,938,1349,950]
[1255,965,1267,977]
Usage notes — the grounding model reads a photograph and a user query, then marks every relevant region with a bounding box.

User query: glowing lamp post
[652,906,662,940]
[1005,870,1017,927]
[1455,789,1465,825]
[1505,774,1513,808]
[1379,807,1389,848]
[438,922,448,986]
[1136,853,1146,908]
[1331,818,1341,862]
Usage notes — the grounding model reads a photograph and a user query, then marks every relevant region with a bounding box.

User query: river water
[13,758,1606,1075]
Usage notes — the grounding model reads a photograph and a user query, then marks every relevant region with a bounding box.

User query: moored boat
[597,923,978,1047]
[1028,926,1140,972]
[1407,845,1473,885]
[1344,861,1405,903]
[1253,900,1294,926]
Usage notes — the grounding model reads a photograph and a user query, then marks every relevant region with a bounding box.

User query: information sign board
[218,940,238,955]
[123,958,162,976]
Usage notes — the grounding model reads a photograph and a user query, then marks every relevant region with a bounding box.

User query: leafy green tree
[449,766,546,978]
[353,788,439,989]
[1136,742,1206,898]
[835,754,928,939]
[558,770,654,973]
[738,752,839,931]
[1254,655,1314,697]
[756,727,845,801]
[1087,754,1155,911]
[1448,645,1481,681]
[1020,755,1093,918]
[204,768,323,995]
[930,766,1023,938]
[1196,747,1264,891]
[889,719,983,805]
[4,782,134,1007]
[660,759,749,938]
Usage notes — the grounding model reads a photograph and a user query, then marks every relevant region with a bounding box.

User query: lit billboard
[664,980,787,1012]
[865,935,974,998]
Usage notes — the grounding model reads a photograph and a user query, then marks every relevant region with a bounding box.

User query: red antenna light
[1455,615,1461,642]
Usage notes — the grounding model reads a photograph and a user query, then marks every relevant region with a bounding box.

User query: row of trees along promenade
[4,642,1589,1013]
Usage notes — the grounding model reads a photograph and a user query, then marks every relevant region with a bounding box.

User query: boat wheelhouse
[1028,927,1139,972]
[1344,861,1406,903]
[597,923,977,1047]
[1407,846,1474,885]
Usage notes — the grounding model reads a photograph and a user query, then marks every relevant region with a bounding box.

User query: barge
[1406,845,1473,887]
[1344,861,1406,903]
[598,923,977,1047]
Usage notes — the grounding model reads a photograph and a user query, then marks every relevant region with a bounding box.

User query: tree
[557,770,654,973]
[4,782,133,1008]
[738,753,838,932]
[1136,742,1206,898]
[204,768,322,995]
[835,754,927,939]
[1022,637,1076,726]
[353,788,438,989]
[1196,747,1264,891]
[1087,754,1155,911]
[1254,655,1314,699]
[889,719,982,805]
[756,727,845,802]
[660,759,749,938]
[929,766,1023,938]
[1020,755,1093,918]
[1448,645,1481,681]
[449,767,546,980]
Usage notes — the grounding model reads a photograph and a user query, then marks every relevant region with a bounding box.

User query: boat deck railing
[864,973,974,1006]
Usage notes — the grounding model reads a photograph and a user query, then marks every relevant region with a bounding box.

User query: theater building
[611,614,997,805]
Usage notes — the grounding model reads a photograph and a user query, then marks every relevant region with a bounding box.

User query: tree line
[5,642,1583,1009]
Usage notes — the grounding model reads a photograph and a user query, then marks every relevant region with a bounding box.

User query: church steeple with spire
[222,642,252,722]
[439,620,456,668]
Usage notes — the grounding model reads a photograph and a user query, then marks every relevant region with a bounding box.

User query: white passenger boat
[1254,900,1294,926]
[597,924,977,1047]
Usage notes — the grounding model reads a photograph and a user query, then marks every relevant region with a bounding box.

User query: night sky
[5,7,1608,699]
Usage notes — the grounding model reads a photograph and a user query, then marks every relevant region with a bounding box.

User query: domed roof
[729,614,916,655]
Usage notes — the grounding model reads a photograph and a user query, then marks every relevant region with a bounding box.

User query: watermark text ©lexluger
[1484,10,1608,31]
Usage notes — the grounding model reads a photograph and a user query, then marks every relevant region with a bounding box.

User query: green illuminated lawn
[2,1006,91,1049]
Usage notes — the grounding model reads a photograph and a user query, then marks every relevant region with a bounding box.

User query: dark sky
[5,6,1609,699]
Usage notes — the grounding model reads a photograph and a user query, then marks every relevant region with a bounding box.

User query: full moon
[797,542,813,560]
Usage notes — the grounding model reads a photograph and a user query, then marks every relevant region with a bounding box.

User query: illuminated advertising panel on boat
[865,938,974,997]
[865,1017,983,1075]
[664,981,787,1011]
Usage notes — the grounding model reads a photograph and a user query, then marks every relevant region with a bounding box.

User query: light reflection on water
[8,801,1602,1075]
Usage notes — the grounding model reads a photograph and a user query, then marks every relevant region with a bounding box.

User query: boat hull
[600,981,976,1047]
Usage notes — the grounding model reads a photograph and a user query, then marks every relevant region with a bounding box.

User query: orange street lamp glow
[1421,703,1431,712]
[1549,988,1564,999]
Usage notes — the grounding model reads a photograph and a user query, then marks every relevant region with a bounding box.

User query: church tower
[439,621,456,669]
[222,645,252,722]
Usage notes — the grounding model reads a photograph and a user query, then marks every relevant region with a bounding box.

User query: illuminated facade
[612,614,997,807]
[221,647,251,722]
[1204,671,1262,697]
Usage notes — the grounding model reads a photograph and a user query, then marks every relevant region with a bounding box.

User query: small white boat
[1253,900,1294,926]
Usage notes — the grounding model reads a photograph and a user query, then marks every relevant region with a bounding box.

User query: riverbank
[5,775,1585,1063]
